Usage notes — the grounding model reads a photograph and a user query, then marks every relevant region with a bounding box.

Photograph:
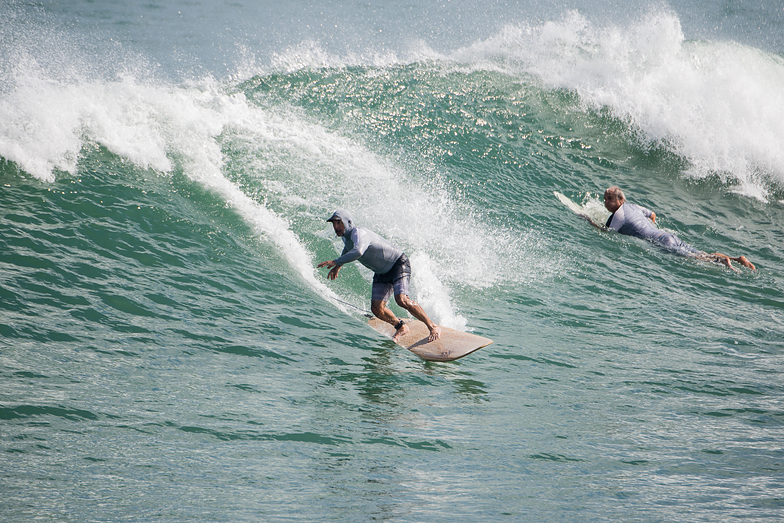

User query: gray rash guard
[605,202,699,255]
[331,209,403,275]
[605,203,664,241]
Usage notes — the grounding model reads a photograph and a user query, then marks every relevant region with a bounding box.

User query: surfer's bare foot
[428,325,441,342]
[704,253,734,271]
[393,323,409,342]
[737,256,756,270]
[717,257,734,270]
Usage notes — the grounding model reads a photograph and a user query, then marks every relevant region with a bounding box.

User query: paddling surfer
[318,209,442,342]
[602,186,755,271]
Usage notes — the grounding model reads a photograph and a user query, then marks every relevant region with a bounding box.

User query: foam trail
[161,93,345,309]
[409,253,466,331]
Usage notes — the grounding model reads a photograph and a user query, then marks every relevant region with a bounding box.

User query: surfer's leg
[394,294,441,342]
[714,254,755,270]
[695,252,738,271]
[730,255,755,270]
[371,282,410,340]
[700,252,755,271]
[370,299,410,341]
[390,268,440,341]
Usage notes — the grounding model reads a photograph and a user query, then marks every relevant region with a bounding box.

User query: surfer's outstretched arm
[579,214,608,231]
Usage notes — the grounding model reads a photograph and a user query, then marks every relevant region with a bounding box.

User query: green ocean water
[2,1,784,521]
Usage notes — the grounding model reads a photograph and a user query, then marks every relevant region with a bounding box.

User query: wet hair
[605,186,625,203]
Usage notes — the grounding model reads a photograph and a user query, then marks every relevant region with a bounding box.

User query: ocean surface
[2,1,784,521]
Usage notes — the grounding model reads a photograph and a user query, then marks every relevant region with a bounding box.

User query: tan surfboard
[368,318,492,362]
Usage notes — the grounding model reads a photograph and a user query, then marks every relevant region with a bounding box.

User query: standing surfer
[318,209,441,342]
[602,186,755,271]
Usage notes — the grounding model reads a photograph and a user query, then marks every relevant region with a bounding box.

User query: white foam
[580,193,611,225]
[408,252,466,331]
[267,40,406,74]
[0,65,174,181]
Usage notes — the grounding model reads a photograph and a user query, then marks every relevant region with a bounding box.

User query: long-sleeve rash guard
[605,202,699,255]
[605,203,664,241]
[330,209,403,275]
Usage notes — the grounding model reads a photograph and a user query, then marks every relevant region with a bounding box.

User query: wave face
[2,2,784,522]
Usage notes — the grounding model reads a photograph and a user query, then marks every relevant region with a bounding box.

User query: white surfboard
[554,191,610,228]
[368,318,492,362]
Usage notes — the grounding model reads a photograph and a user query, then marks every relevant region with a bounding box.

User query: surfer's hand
[317,260,341,279]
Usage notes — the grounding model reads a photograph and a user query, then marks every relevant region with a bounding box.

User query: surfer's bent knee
[370,301,386,317]
[394,294,413,308]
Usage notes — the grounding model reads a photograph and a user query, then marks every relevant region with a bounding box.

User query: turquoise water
[2,1,784,521]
